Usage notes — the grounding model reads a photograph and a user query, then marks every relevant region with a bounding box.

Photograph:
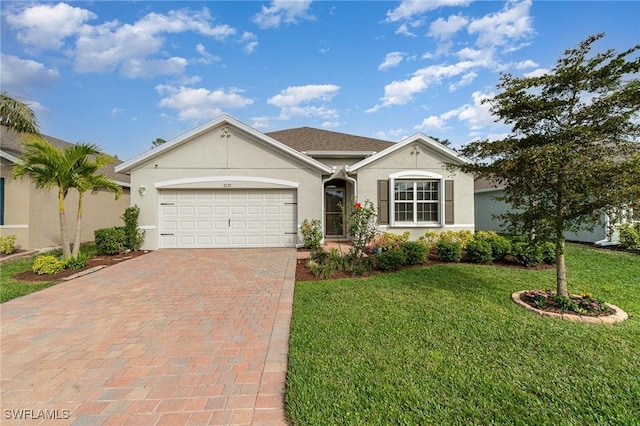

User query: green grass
[1,244,98,303]
[286,244,640,425]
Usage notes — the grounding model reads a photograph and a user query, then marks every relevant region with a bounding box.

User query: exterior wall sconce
[138,185,146,196]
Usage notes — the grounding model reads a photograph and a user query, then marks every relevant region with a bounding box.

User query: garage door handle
[228,219,231,227]
[161,233,174,236]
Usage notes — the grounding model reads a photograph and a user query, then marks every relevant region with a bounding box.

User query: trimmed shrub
[0,234,17,255]
[475,231,512,261]
[541,241,556,264]
[512,242,543,267]
[619,223,640,251]
[436,240,462,262]
[465,239,493,264]
[122,205,145,251]
[401,241,429,265]
[94,227,126,255]
[32,254,66,275]
[377,248,407,271]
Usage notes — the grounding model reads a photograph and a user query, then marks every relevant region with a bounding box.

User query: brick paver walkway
[1,248,295,425]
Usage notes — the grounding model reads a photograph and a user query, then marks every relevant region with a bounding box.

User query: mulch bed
[517,292,615,317]
[295,250,554,282]
[12,250,151,283]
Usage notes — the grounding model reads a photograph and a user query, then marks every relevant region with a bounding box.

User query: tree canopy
[453,33,640,296]
[0,92,39,135]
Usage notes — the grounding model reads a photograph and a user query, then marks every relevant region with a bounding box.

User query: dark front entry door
[325,184,345,237]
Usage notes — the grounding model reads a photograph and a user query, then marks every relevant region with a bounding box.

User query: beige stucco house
[115,115,474,250]
[0,126,131,250]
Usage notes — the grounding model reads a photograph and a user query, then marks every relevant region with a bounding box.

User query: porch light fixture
[138,185,146,196]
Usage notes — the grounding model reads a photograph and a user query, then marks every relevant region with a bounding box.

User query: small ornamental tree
[345,200,378,259]
[451,33,640,297]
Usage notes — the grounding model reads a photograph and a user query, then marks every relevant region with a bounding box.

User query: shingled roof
[265,127,395,153]
[0,126,130,186]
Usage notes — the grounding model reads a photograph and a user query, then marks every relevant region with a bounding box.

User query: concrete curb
[511,290,629,324]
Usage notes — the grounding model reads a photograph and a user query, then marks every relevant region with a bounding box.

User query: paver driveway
[1,248,296,425]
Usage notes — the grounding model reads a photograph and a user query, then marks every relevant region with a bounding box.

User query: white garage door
[159,189,297,248]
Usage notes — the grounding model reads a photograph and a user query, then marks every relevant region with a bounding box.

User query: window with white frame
[393,179,440,224]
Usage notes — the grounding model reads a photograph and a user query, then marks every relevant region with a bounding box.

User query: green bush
[32,254,66,275]
[65,252,89,270]
[0,234,17,255]
[400,241,429,265]
[619,223,640,251]
[377,248,407,271]
[436,240,462,262]
[475,231,511,261]
[541,241,556,264]
[512,242,543,267]
[94,227,126,255]
[301,219,323,251]
[465,239,493,264]
[122,205,145,251]
[369,231,410,252]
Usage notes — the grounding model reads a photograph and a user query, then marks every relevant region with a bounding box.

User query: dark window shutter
[444,180,454,225]
[377,179,389,225]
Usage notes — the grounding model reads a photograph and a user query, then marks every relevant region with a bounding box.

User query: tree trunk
[58,190,71,259]
[72,192,84,258]
[556,236,568,297]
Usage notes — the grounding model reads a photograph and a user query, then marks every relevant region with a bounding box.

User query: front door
[325,183,345,238]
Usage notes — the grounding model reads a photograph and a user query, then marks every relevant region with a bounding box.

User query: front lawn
[0,244,98,303]
[286,243,640,425]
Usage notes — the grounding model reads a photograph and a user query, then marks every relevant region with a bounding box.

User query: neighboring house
[115,114,474,250]
[474,179,636,245]
[0,126,131,249]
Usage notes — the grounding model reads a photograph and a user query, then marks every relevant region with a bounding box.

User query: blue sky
[2,1,638,160]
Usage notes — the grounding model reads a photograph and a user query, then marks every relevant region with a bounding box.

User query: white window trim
[389,170,444,228]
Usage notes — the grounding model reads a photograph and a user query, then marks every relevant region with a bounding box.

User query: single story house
[474,179,636,245]
[0,126,131,249]
[115,115,474,250]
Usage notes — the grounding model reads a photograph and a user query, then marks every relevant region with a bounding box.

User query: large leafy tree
[454,33,640,297]
[0,92,39,135]
[12,136,121,259]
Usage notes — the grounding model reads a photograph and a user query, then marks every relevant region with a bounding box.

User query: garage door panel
[159,189,297,248]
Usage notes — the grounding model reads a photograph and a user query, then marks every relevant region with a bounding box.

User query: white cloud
[322,121,341,128]
[429,14,469,40]
[368,61,476,111]
[516,59,538,69]
[268,84,340,120]
[6,3,96,50]
[252,0,315,29]
[448,71,478,91]
[386,0,470,23]
[524,68,550,78]
[268,84,339,107]
[468,0,533,48]
[196,43,221,64]
[239,32,259,54]
[395,23,417,37]
[251,116,272,129]
[73,8,235,77]
[415,115,447,131]
[156,85,254,121]
[0,54,60,95]
[379,52,405,71]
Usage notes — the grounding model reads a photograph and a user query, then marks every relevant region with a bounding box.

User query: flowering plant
[344,199,378,259]
[301,219,322,251]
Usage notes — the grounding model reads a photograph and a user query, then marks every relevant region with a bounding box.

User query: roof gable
[348,133,472,172]
[116,115,332,174]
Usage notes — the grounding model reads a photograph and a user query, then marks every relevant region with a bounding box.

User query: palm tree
[71,154,122,257]
[0,92,39,135]
[12,136,121,259]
